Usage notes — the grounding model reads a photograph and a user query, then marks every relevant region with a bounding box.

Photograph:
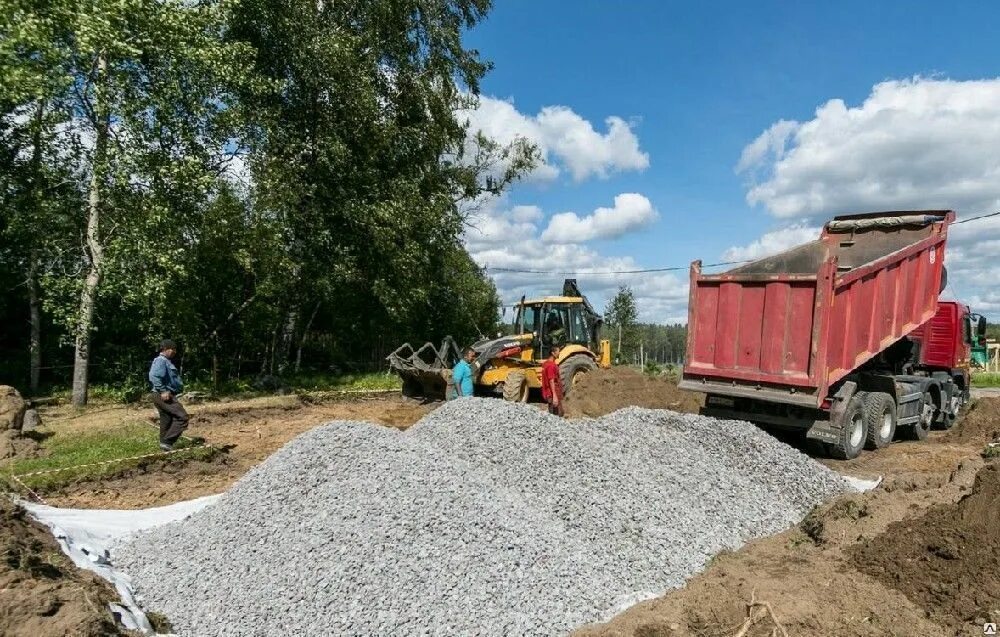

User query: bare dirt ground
[0,497,130,637]
[34,394,434,509]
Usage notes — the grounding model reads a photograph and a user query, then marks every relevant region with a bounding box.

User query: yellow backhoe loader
[387,279,612,401]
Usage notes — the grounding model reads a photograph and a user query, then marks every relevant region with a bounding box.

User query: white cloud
[540,193,658,243]
[463,196,687,323]
[534,107,650,181]
[461,96,649,182]
[736,119,797,174]
[739,77,1000,319]
[722,224,820,261]
[510,205,543,223]
[739,77,1000,219]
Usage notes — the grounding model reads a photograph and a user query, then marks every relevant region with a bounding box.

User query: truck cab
[907,300,986,412]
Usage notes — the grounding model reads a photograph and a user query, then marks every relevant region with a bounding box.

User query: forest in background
[0,0,539,402]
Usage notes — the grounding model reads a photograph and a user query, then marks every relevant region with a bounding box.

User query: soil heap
[564,367,703,418]
[852,463,1000,629]
[0,497,127,637]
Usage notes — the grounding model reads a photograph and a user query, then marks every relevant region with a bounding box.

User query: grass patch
[983,444,1000,460]
[9,421,216,492]
[42,372,402,405]
[285,371,401,392]
[971,373,1000,388]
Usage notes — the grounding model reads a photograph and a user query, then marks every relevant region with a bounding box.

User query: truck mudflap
[805,382,857,444]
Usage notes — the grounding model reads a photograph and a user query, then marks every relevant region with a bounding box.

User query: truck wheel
[936,390,963,430]
[502,370,529,403]
[904,392,934,440]
[559,355,597,397]
[863,392,896,450]
[827,393,868,460]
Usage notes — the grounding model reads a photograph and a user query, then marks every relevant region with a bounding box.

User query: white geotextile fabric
[20,494,220,635]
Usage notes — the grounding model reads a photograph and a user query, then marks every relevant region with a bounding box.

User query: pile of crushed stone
[115,399,850,636]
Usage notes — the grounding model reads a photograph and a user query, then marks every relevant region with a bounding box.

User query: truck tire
[502,370,529,403]
[559,355,597,397]
[827,393,868,460]
[863,392,896,450]
[903,392,934,440]
[936,387,964,430]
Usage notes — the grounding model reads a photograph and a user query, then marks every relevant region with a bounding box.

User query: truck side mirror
[978,315,988,338]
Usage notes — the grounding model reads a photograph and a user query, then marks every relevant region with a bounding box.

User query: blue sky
[460,1,1000,322]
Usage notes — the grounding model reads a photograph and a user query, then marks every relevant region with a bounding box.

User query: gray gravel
[114,399,850,636]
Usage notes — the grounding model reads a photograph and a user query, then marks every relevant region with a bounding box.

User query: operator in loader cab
[451,348,477,399]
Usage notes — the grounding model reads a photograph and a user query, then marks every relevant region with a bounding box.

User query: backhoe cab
[387,279,612,402]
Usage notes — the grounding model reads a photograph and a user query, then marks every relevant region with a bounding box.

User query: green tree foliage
[635,323,688,365]
[0,0,533,398]
[604,286,639,364]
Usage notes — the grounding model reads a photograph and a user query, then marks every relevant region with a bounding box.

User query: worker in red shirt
[540,345,564,416]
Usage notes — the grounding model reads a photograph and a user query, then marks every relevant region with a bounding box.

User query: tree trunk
[28,254,41,392]
[27,100,44,393]
[277,309,298,375]
[295,302,320,374]
[212,349,219,390]
[267,325,279,375]
[71,53,109,407]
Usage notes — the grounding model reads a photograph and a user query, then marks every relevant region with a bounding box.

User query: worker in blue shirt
[148,339,189,451]
[451,348,477,399]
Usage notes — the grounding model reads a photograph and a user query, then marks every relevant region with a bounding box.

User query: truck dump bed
[679,210,955,408]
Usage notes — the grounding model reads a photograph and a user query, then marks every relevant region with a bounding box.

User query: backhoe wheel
[863,392,896,450]
[904,392,934,440]
[559,355,597,397]
[502,370,529,403]
[827,393,867,460]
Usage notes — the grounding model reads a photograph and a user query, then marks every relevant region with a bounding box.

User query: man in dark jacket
[148,339,188,451]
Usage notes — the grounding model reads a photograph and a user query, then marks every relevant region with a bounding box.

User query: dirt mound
[945,397,1000,445]
[852,463,1000,629]
[565,367,703,418]
[0,498,128,636]
[573,451,987,637]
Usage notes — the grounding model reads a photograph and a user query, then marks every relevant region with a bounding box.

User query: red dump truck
[679,210,984,459]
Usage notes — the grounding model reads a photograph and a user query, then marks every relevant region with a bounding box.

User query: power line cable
[953,210,1000,224]
[485,260,748,276]
[485,210,1000,277]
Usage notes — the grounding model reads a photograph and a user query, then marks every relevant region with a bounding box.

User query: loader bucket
[387,336,463,400]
